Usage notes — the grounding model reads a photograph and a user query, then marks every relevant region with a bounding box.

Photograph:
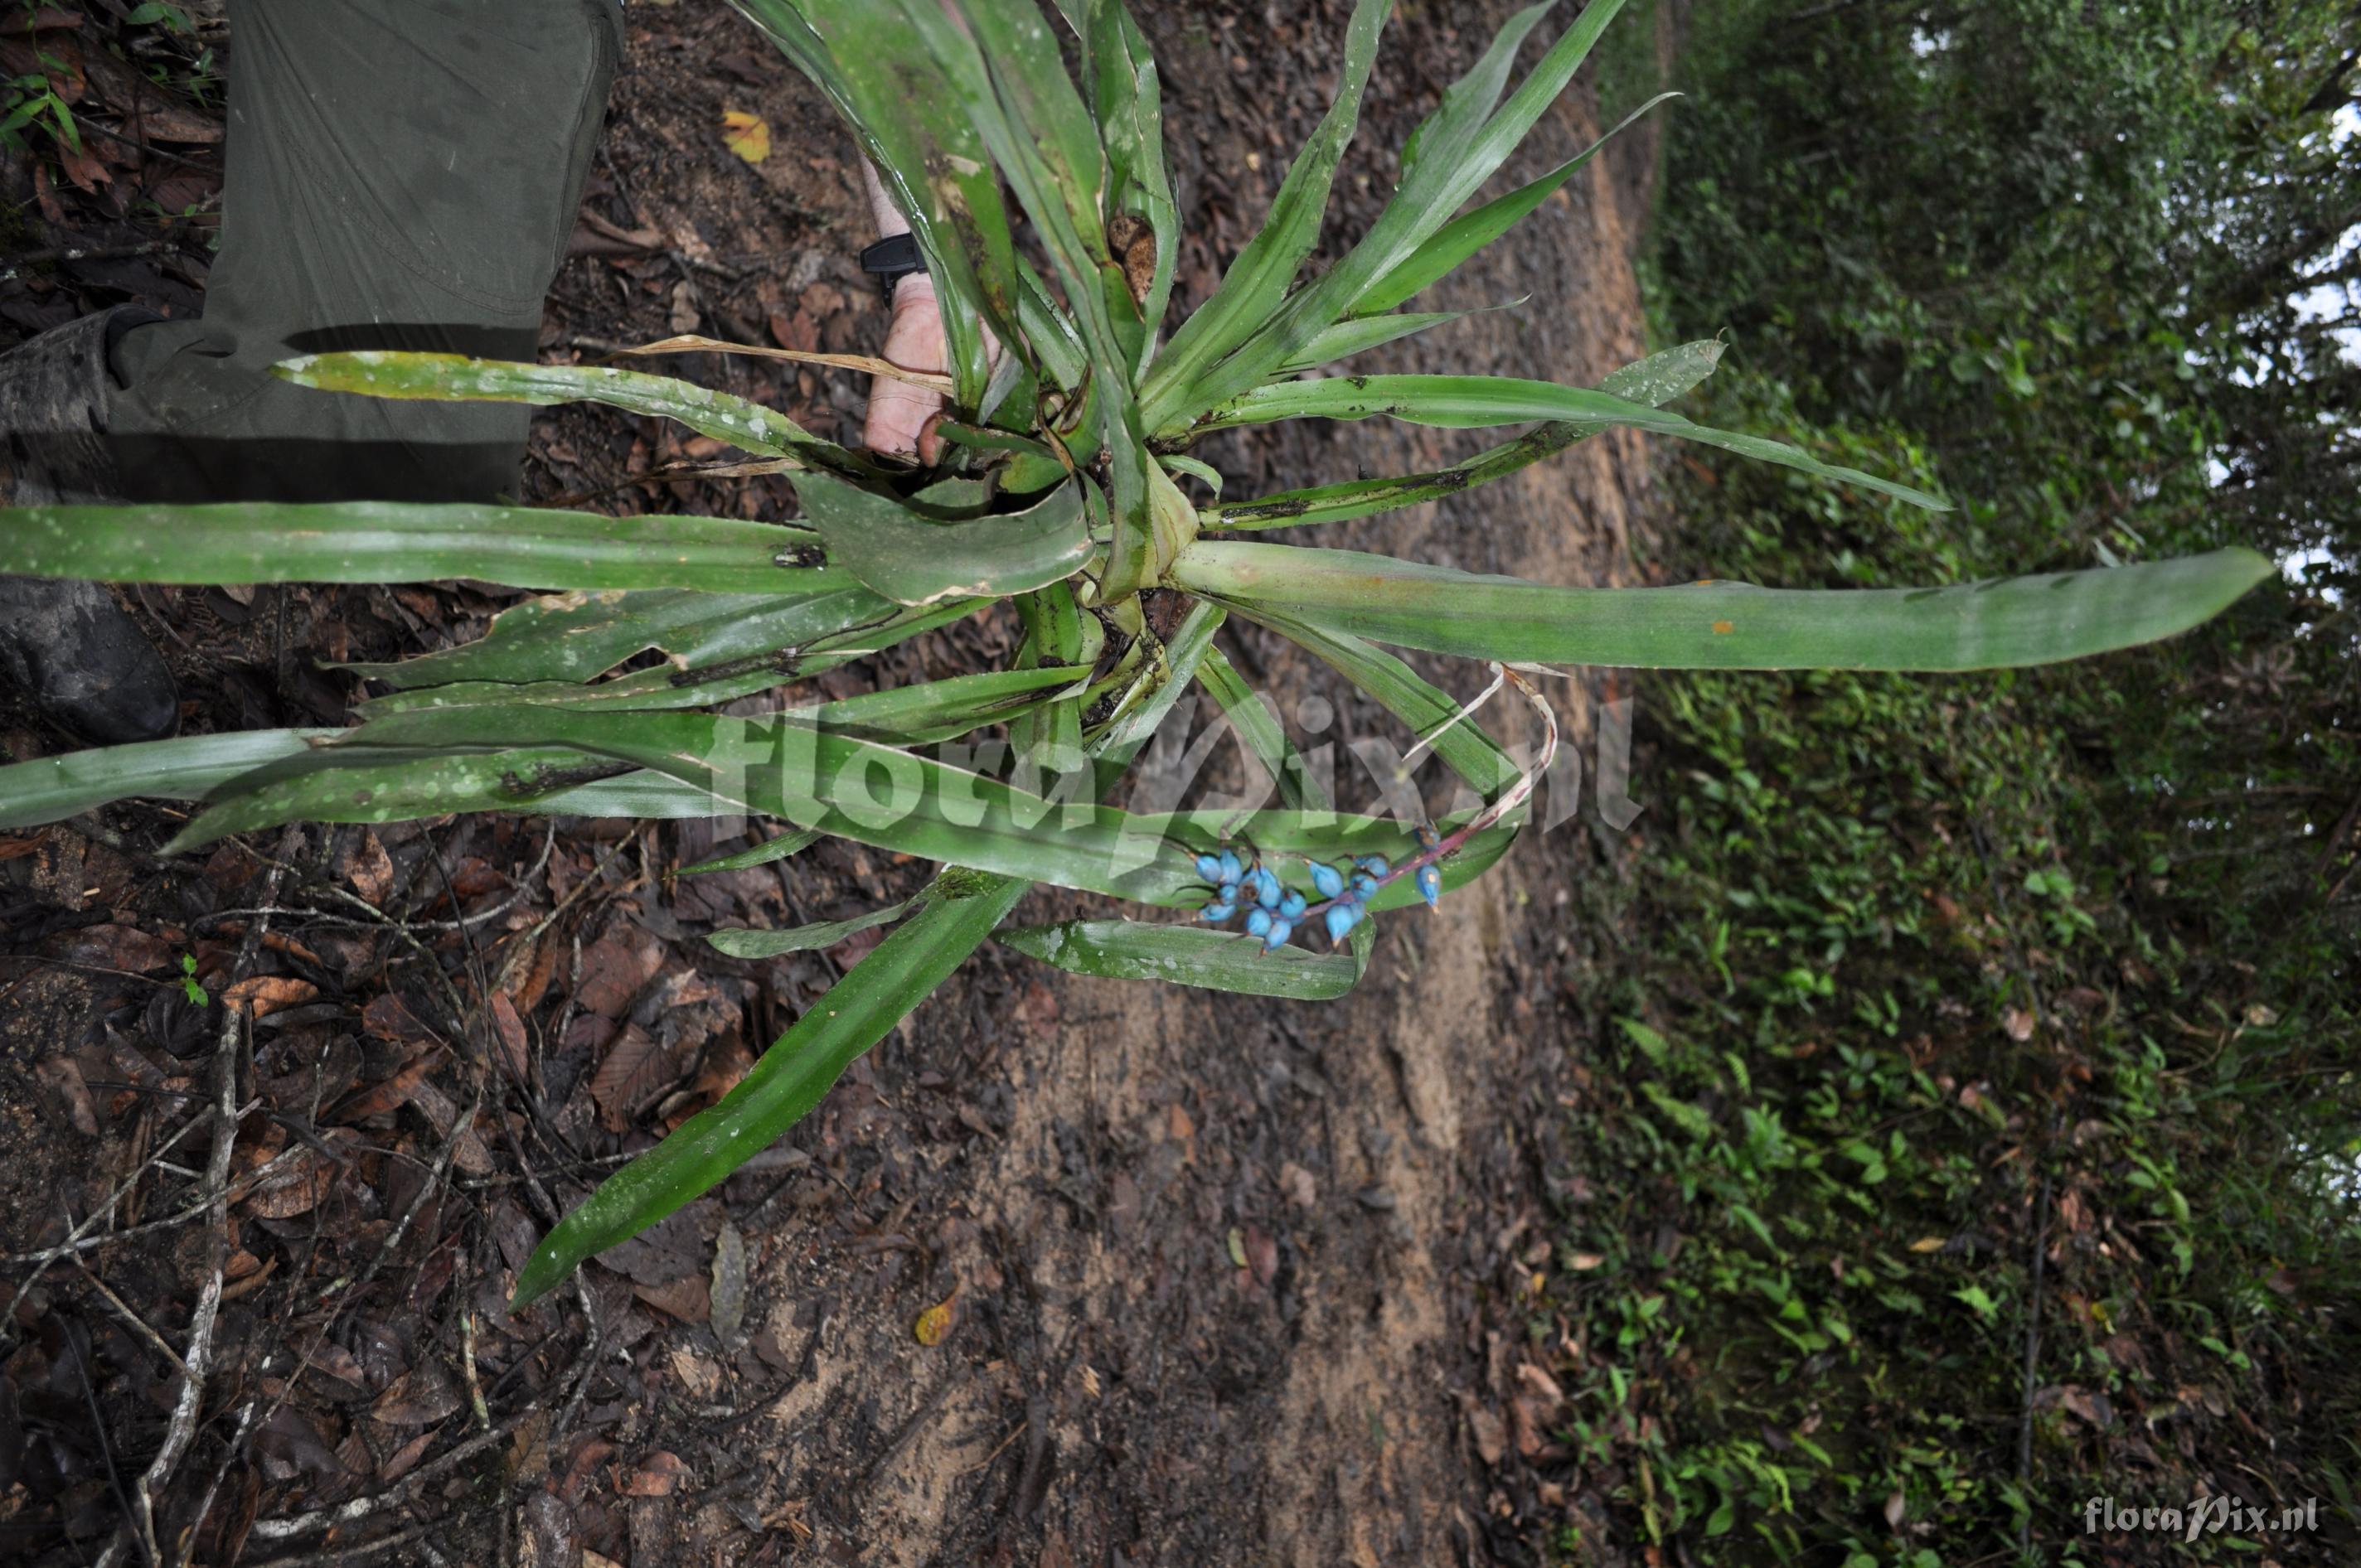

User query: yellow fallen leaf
[914,1290,957,1347]
[1909,1236,1947,1253]
[721,109,770,165]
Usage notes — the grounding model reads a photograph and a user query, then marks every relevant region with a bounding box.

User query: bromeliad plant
[0,0,2269,1308]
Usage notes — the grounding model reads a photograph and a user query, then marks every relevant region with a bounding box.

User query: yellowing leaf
[914,1290,957,1347]
[721,109,770,166]
[1909,1236,1948,1253]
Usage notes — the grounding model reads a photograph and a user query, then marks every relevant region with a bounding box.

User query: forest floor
[0,2,1682,1565]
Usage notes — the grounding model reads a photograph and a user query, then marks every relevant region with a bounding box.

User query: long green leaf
[1594,338,1728,406]
[708,894,921,958]
[1085,0,1180,357]
[174,705,1513,911]
[1244,608,1522,798]
[511,871,1030,1309]
[1147,0,1631,431]
[1278,307,1487,374]
[360,598,977,718]
[798,663,1092,745]
[1394,0,1554,187]
[345,583,895,690]
[1089,599,1224,778]
[229,667,1088,839]
[680,828,822,876]
[730,0,1014,409]
[158,743,742,830]
[1142,0,1392,408]
[900,0,1158,598]
[0,501,827,593]
[273,351,864,472]
[999,917,1361,999]
[1203,341,1728,531]
[1196,646,1324,813]
[1355,90,1679,316]
[944,0,1117,307]
[1196,372,1951,511]
[1016,262,1089,393]
[1172,540,2277,670]
[792,474,1091,606]
[0,729,330,830]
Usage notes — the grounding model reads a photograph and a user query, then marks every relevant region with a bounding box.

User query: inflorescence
[1191,824,1448,953]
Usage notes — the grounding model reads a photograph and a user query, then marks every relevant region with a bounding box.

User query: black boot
[0,307,182,746]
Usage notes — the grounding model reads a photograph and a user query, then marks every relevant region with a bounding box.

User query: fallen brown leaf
[362,991,439,1048]
[489,992,531,1082]
[630,1272,710,1326]
[338,829,395,906]
[575,926,665,1019]
[33,1056,98,1136]
[374,1362,463,1427]
[335,1056,434,1122]
[914,1290,957,1348]
[44,921,177,974]
[589,1024,679,1133]
[408,1080,494,1175]
[380,1430,435,1483]
[720,108,769,163]
[1465,1401,1506,1466]
[621,1450,687,1498]
[665,1344,722,1399]
[221,975,318,1019]
[244,1144,341,1219]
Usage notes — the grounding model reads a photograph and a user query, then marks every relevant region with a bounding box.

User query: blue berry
[1324,903,1362,943]
[1217,849,1244,886]
[1415,864,1442,910]
[1195,852,1224,883]
[1278,891,1307,920]
[1350,872,1379,900]
[1310,861,1345,899]
[1245,907,1273,938]
[1249,866,1282,909]
[1261,920,1292,951]
[1200,900,1238,923]
[1359,854,1391,878]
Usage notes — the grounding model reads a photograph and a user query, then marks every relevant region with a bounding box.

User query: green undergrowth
[1555,374,2360,1564]
[1553,1,2359,1555]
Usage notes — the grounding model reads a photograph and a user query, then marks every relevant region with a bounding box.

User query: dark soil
[1,2,1672,1564]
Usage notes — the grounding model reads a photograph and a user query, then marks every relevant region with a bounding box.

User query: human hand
[862,273,950,464]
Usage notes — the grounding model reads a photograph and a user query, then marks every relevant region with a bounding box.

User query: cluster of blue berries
[1194,849,1307,951]
[1193,840,1443,954]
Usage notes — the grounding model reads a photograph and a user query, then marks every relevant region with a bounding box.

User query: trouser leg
[108,0,623,504]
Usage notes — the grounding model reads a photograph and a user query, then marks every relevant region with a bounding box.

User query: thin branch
[617,332,957,394]
[118,1001,242,1568]
[70,1252,190,1382]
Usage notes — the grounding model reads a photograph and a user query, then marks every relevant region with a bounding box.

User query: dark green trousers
[108,0,622,503]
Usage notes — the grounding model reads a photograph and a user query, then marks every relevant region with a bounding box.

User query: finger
[864,376,945,460]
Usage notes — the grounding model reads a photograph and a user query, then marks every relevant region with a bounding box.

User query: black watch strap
[858,233,928,293]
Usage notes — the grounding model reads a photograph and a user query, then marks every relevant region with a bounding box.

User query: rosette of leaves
[0,0,2271,1308]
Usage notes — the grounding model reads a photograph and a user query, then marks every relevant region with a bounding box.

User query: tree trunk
[722,5,1669,1562]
